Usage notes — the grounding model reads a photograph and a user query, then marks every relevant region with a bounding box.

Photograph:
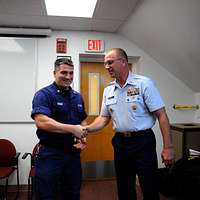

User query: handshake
[71,125,89,150]
[72,125,88,139]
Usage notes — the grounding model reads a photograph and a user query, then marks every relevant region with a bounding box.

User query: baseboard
[1,184,28,193]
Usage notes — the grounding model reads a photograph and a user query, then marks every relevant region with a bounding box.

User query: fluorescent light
[45,0,97,18]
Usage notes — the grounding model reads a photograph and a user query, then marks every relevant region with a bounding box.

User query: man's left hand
[73,137,87,150]
[161,147,175,168]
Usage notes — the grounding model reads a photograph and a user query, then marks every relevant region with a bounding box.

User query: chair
[0,139,20,200]
[22,143,39,200]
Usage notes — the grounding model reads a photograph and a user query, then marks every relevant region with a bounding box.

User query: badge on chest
[127,86,140,96]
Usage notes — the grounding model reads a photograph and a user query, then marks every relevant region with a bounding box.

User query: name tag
[106,98,117,105]
[57,102,63,106]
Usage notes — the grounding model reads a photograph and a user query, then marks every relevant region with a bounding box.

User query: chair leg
[0,184,5,200]
[5,178,8,200]
[30,177,34,200]
[15,168,20,200]
[28,177,31,200]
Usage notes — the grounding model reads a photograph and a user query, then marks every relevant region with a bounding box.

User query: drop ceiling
[0,0,140,32]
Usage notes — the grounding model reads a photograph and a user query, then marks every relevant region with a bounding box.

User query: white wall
[0,31,197,185]
[195,93,200,122]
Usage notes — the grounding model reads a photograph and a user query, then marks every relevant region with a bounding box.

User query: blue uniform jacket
[31,82,87,148]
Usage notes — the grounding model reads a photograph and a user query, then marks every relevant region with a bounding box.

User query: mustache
[62,78,72,82]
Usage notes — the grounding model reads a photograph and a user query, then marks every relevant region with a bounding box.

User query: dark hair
[54,58,74,70]
[110,48,128,62]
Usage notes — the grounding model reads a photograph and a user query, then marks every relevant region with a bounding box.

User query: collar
[126,72,137,86]
[114,71,136,89]
[53,82,72,94]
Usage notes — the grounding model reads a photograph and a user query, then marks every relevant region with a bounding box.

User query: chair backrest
[0,139,16,166]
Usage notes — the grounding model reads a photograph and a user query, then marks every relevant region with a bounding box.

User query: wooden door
[80,62,132,162]
[80,62,114,161]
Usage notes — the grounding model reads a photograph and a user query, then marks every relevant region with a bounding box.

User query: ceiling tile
[47,16,92,31]
[91,19,123,32]
[93,0,139,20]
[0,14,49,27]
[1,0,46,15]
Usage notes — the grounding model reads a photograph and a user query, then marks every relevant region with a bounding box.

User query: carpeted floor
[4,179,176,200]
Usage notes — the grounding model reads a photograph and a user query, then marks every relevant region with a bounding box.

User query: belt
[116,129,150,138]
[39,141,78,152]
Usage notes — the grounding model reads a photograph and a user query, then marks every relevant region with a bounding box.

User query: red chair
[0,139,20,200]
[22,143,39,200]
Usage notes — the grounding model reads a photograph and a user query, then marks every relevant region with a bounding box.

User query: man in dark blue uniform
[31,58,87,200]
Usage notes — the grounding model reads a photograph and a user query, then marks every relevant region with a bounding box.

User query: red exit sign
[86,39,104,52]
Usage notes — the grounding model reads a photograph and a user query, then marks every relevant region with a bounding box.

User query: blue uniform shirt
[100,72,165,132]
[31,82,87,146]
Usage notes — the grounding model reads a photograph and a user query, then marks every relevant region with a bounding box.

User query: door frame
[78,53,141,90]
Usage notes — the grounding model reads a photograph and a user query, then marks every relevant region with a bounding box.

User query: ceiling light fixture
[45,0,97,18]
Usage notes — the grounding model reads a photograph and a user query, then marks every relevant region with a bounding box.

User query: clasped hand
[72,125,88,139]
[72,125,88,150]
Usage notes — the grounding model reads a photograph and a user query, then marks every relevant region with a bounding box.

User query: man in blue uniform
[31,58,87,200]
[86,48,174,200]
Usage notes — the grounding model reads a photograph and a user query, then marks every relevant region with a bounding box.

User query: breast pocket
[53,103,66,114]
[105,98,117,115]
[126,96,145,116]
[70,103,84,122]
[71,103,83,112]
[52,102,69,122]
